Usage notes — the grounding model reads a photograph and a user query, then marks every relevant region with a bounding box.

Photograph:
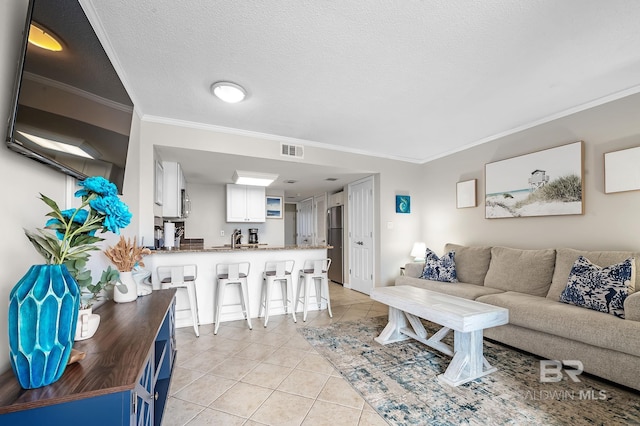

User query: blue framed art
[396,195,410,213]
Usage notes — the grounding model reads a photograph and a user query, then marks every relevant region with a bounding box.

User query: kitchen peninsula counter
[145,245,332,329]
[153,244,331,254]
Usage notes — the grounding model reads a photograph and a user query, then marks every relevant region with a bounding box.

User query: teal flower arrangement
[24,176,132,306]
[9,176,132,388]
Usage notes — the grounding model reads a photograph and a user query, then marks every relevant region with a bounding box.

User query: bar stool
[157,265,199,337]
[259,260,297,327]
[295,259,332,322]
[215,262,252,334]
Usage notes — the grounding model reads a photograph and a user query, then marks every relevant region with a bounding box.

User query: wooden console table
[0,289,176,425]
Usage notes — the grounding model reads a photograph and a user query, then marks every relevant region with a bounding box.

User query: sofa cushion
[477,291,640,357]
[548,248,639,301]
[420,248,457,282]
[483,246,556,297]
[559,256,634,318]
[396,275,504,300]
[404,262,425,278]
[444,243,492,286]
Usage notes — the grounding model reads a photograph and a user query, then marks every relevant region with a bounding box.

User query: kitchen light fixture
[211,81,246,103]
[410,242,427,262]
[28,22,63,52]
[17,128,99,159]
[233,170,278,186]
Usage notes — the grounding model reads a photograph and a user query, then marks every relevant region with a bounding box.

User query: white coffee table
[371,285,509,386]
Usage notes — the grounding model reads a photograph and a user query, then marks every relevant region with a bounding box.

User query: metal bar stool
[295,259,332,322]
[215,262,252,334]
[259,260,297,327]
[157,264,199,337]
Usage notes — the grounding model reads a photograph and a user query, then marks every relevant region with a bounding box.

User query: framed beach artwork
[604,146,640,194]
[456,179,477,208]
[485,141,584,219]
[266,196,283,219]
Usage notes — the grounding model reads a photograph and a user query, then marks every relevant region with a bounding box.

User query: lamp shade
[410,242,427,261]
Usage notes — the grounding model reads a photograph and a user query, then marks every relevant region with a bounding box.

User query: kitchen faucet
[231,229,243,249]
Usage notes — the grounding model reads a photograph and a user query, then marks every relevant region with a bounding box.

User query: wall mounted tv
[5,0,133,194]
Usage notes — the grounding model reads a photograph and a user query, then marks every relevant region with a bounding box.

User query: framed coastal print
[456,179,477,208]
[155,161,163,205]
[266,196,283,219]
[485,141,583,219]
[396,195,410,213]
[604,146,640,194]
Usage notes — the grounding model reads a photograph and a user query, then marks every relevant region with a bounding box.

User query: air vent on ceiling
[281,143,304,159]
[284,180,298,184]
[325,178,338,181]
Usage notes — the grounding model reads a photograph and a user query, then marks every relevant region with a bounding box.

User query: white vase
[114,271,138,303]
[74,307,100,341]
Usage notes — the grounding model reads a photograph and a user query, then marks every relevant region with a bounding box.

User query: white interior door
[348,177,374,294]
[296,198,313,245]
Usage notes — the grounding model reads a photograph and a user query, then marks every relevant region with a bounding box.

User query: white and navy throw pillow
[421,248,458,283]
[559,256,634,318]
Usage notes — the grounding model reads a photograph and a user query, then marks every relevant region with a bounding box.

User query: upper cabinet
[162,161,188,218]
[227,184,266,222]
[329,191,345,207]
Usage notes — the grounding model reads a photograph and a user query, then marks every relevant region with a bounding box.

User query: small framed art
[395,195,410,213]
[266,196,283,219]
[456,179,477,208]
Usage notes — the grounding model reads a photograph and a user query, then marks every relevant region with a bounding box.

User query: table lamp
[410,242,427,262]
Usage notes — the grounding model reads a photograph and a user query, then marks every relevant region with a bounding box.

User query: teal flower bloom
[25,176,131,266]
[75,176,118,198]
[90,195,132,234]
[45,209,90,239]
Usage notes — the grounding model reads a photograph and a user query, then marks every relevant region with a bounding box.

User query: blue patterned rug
[299,316,640,425]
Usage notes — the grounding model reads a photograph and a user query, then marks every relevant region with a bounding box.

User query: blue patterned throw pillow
[559,256,634,318]
[421,248,458,283]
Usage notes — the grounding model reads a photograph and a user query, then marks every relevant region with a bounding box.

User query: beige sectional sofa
[396,243,640,391]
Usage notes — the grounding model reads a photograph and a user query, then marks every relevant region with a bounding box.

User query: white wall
[419,92,640,253]
[0,1,144,372]
[0,0,68,372]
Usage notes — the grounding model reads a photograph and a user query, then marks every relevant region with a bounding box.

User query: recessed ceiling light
[28,22,63,52]
[211,81,246,103]
[232,170,278,186]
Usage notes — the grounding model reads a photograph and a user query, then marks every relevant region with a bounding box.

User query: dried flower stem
[104,236,151,272]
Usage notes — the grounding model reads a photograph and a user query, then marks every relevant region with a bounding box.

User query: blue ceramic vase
[8,264,80,389]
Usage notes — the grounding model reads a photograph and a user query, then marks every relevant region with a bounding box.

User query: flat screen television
[5,0,133,194]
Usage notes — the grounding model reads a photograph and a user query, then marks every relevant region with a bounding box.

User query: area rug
[298,316,640,425]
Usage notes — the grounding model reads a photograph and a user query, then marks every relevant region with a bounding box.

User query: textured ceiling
[80,0,640,164]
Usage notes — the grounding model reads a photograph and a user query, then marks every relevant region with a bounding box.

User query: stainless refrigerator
[327,206,344,284]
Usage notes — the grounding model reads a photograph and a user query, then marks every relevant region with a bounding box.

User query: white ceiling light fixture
[233,170,278,186]
[211,81,246,103]
[28,22,63,52]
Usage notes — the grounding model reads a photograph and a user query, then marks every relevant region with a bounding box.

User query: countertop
[149,244,332,254]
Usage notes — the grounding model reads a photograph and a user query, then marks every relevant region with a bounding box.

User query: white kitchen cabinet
[162,161,186,218]
[329,191,344,207]
[227,184,266,222]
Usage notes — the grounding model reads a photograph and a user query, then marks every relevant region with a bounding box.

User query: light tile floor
[163,282,390,426]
